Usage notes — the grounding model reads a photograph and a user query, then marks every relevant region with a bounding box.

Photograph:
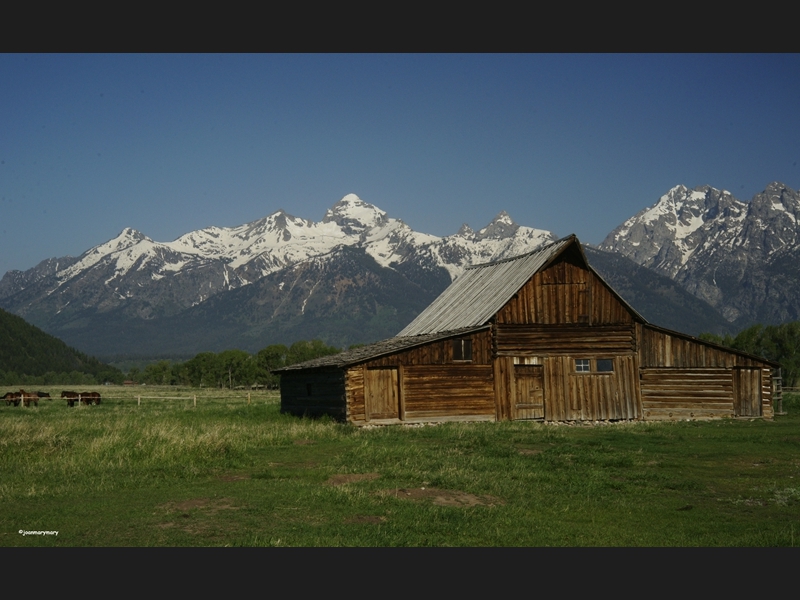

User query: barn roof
[274,325,489,372]
[397,234,645,336]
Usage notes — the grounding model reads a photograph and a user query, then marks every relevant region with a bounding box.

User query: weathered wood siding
[639,325,737,368]
[401,365,495,422]
[638,325,775,420]
[345,330,494,425]
[513,364,544,420]
[495,324,636,355]
[733,367,770,418]
[543,355,641,421]
[496,252,633,326]
[364,367,401,421]
[357,330,492,367]
[641,368,734,420]
[492,251,639,421]
[280,369,346,419]
[346,365,366,423]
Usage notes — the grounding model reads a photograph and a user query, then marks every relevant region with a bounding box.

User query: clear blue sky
[2,53,798,276]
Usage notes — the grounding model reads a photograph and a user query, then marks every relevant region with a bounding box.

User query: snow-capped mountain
[7,184,797,359]
[0,194,557,355]
[599,182,800,325]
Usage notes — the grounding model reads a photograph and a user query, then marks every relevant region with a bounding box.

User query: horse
[4,391,21,406]
[61,391,79,407]
[19,390,39,407]
[81,392,101,405]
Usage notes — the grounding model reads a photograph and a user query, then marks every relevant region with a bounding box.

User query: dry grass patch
[344,515,387,524]
[518,448,543,456]
[381,487,504,507]
[325,473,380,486]
[217,473,250,482]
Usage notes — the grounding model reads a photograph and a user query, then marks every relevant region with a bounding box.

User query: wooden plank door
[365,367,400,421]
[734,368,762,417]
[513,364,545,420]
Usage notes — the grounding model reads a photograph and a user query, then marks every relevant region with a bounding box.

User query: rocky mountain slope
[0,195,556,356]
[599,182,800,327]
[5,183,794,359]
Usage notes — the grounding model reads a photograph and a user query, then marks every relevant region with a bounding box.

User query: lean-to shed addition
[277,235,778,425]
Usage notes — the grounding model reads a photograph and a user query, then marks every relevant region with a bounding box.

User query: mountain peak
[474,211,520,241]
[456,223,474,236]
[118,227,146,241]
[322,194,389,235]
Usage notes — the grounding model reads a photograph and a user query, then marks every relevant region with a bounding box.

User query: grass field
[2,385,799,546]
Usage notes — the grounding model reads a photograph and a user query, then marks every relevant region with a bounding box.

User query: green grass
[2,386,799,546]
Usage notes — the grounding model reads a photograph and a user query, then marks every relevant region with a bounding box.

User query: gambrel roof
[398,234,645,337]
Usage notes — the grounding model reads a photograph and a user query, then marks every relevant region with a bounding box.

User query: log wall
[641,368,734,420]
[346,363,494,425]
[344,330,494,425]
[280,369,347,420]
[495,324,636,355]
[638,325,775,420]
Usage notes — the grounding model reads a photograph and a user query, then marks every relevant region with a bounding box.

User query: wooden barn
[277,235,779,425]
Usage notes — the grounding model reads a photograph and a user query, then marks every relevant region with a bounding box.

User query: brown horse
[80,392,101,405]
[4,391,21,406]
[19,390,39,407]
[61,391,79,407]
[61,391,101,406]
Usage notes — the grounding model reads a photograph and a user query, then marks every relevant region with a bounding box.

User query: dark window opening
[306,383,312,396]
[596,359,614,372]
[453,338,473,361]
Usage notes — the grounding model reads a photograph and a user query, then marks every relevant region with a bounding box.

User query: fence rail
[4,386,280,408]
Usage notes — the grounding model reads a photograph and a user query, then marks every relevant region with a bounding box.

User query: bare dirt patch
[160,497,241,514]
[382,487,503,507]
[325,473,381,486]
[156,497,242,535]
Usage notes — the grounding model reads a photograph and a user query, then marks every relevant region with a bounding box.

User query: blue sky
[2,53,799,277]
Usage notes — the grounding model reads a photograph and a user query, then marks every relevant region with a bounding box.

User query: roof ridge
[465,234,576,270]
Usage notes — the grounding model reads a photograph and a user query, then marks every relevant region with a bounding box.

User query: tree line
[129,339,342,388]
[700,321,800,387]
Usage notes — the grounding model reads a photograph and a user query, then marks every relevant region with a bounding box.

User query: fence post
[194,395,197,408]
[248,392,251,405]
[138,395,141,407]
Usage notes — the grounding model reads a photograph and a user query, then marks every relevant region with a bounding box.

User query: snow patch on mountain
[1,193,559,322]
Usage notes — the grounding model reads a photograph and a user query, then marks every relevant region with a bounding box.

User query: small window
[596,359,614,372]
[575,359,590,373]
[453,338,472,361]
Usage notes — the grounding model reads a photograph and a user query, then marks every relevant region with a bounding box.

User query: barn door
[365,367,400,421]
[734,368,762,417]
[513,364,545,420]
